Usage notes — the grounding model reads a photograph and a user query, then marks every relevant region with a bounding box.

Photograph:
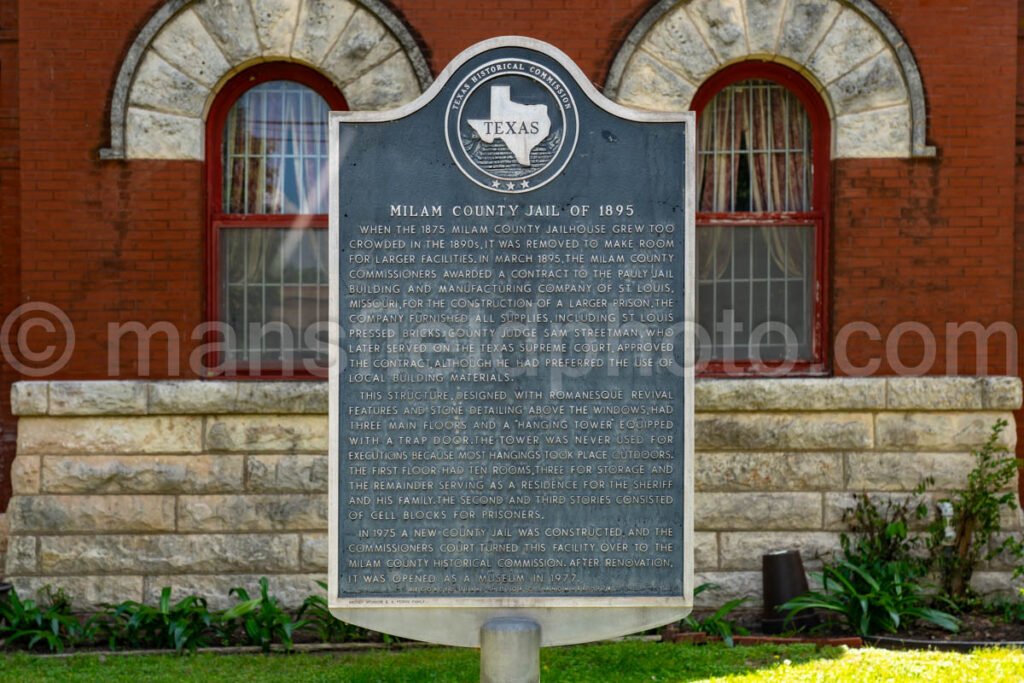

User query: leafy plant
[0,585,92,653]
[926,419,1023,605]
[222,577,305,653]
[681,583,750,647]
[102,587,215,653]
[297,580,364,643]
[782,558,959,637]
[985,589,1024,624]
[844,479,932,570]
[782,489,959,637]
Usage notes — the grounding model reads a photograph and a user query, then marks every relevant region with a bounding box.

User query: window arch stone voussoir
[103,0,431,160]
[605,0,932,158]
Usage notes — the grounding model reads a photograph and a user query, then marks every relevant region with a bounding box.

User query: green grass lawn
[0,641,1022,682]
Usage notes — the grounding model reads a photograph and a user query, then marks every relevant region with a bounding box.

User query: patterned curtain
[697,80,812,279]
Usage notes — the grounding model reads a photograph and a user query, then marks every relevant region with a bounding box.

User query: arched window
[207,64,347,375]
[691,63,830,375]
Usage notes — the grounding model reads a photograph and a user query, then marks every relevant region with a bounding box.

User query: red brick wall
[17,0,203,382]
[390,0,652,83]
[0,0,19,505]
[833,1,1018,378]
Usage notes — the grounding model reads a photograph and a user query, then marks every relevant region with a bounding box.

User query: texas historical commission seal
[446,58,579,194]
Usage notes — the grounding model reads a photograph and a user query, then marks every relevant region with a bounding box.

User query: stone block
[642,6,719,85]
[39,534,301,574]
[125,107,203,160]
[11,456,40,494]
[886,377,983,411]
[177,494,327,532]
[696,378,885,412]
[205,415,327,452]
[982,377,1023,410]
[696,492,821,530]
[11,382,48,416]
[143,573,323,611]
[251,0,300,55]
[235,382,328,414]
[845,452,975,492]
[835,105,910,158]
[343,52,421,111]
[615,50,696,112]
[192,0,262,66]
[689,0,747,64]
[696,413,872,451]
[292,0,357,66]
[5,536,38,574]
[49,381,148,416]
[128,52,210,119]
[970,571,1024,599]
[742,0,786,54]
[694,532,718,571]
[827,49,907,116]
[149,381,239,414]
[695,452,842,492]
[875,412,1014,452]
[18,416,203,455]
[718,531,840,570]
[41,455,244,494]
[247,454,328,492]
[10,576,144,608]
[777,0,840,65]
[692,571,760,606]
[807,9,885,86]
[321,9,397,86]
[151,8,232,88]
[9,495,176,533]
[301,533,327,571]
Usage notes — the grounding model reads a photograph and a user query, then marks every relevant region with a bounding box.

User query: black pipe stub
[762,549,818,634]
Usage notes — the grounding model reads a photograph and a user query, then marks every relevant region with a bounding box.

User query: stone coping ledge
[11,377,1021,417]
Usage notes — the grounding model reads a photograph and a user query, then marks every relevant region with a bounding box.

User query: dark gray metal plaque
[329,38,694,646]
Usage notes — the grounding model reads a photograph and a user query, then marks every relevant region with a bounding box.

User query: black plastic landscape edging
[866,635,1024,653]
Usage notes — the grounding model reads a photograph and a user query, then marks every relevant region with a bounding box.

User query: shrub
[783,489,959,637]
[926,419,1023,605]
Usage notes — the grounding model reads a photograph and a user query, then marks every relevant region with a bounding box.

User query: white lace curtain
[221,80,329,284]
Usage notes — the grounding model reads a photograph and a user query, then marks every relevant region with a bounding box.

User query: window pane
[222,81,331,214]
[697,225,814,362]
[220,228,328,365]
[697,80,813,213]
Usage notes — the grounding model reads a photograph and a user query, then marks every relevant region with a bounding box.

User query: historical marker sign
[329,38,695,647]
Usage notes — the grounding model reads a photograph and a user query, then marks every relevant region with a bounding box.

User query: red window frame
[205,63,348,378]
[690,61,831,377]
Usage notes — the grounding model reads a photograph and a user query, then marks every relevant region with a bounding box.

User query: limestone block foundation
[4,377,1021,609]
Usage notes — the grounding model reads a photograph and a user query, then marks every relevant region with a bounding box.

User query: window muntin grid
[218,78,330,366]
[696,80,816,364]
[221,228,328,365]
[222,80,330,215]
